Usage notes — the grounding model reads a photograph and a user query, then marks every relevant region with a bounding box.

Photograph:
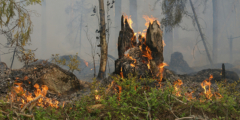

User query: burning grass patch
[0,74,240,119]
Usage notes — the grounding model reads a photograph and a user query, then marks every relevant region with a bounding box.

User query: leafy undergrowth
[1,74,240,120]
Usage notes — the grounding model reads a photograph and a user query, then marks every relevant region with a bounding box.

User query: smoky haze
[0,0,240,81]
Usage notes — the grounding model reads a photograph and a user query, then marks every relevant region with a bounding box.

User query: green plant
[51,53,80,72]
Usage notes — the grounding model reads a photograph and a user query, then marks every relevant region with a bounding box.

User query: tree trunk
[129,0,138,32]
[212,0,219,64]
[189,0,213,65]
[41,0,47,57]
[10,47,16,69]
[97,0,108,80]
[79,12,83,54]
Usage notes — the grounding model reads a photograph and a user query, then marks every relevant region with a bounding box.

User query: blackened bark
[118,15,136,59]
[222,63,225,81]
[146,21,164,66]
[115,19,164,79]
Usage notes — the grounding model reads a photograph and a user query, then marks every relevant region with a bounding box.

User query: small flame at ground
[9,82,62,108]
[201,74,213,100]
[173,79,183,96]
[120,67,123,78]
[95,90,101,101]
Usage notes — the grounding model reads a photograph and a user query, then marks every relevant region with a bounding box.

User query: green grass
[1,74,240,120]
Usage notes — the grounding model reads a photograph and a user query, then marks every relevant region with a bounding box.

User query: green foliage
[0,0,42,47]
[18,49,37,66]
[1,75,240,119]
[51,53,81,73]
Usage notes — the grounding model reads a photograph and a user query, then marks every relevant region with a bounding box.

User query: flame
[162,39,166,47]
[9,82,62,108]
[130,64,135,67]
[95,90,101,101]
[156,62,168,88]
[125,54,137,68]
[173,79,183,96]
[120,67,123,78]
[24,76,28,80]
[185,91,195,101]
[200,74,214,100]
[114,85,122,101]
[143,15,160,28]
[84,60,88,67]
[123,14,133,29]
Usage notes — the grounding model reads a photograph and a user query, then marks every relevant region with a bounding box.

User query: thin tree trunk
[10,47,16,69]
[97,0,108,80]
[212,0,219,64]
[189,0,213,65]
[41,0,47,57]
[93,56,96,77]
[79,13,83,54]
[129,0,138,32]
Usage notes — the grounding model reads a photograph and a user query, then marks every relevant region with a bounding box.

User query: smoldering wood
[118,15,137,59]
[145,21,164,74]
[116,18,164,79]
[222,63,225,80]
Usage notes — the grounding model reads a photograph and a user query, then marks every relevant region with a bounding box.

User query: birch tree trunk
[97,0,108,79]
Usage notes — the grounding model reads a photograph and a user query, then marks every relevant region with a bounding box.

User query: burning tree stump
[115,15,164,79]
[118,15,137,59]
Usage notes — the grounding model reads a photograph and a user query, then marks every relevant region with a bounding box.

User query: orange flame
[120,67,123,78]
[157,62,168,88]
[24,76,28,80]
[9,82,63,108]
[173,79,183,96]
[185,91,195,101]
[84,60,88,67]
[95,90,101,101]
[200,74,214,100]
[123,14,133,29]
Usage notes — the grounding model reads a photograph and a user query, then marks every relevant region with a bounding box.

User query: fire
[84,60,88,67]
[130,64,135,67]
[185,91,195,101]
[9,82,62,108]
[120,67,123,78]
[113,85,122,101]
[95,90,101,101]
[200,74,213,100]
[24,76,28,80]
[123,14,133,29]
[125,54,137,68]
[173,79,183,96]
